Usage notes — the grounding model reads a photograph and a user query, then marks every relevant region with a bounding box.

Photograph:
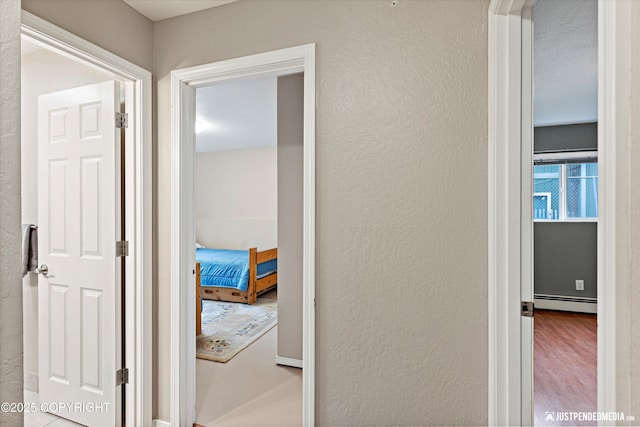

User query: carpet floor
[196,326,302,426]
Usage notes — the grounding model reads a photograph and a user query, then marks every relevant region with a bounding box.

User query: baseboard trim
[276,356,303,369]
[24,371,38,393]
[153,419,171,427]
[534,297,597,314]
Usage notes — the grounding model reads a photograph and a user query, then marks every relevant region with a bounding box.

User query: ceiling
[122,0,237,21]
[195,77,277,153]
[534,0,597,126]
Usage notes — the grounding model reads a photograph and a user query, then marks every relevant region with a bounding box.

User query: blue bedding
[196,248,277,292]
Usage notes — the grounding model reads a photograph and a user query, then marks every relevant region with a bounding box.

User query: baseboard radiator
[534,293,597,314]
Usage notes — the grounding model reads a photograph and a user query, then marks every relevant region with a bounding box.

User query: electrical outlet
[576,279,585,291]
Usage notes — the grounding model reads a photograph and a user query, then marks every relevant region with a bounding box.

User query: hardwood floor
[534,310,597,426]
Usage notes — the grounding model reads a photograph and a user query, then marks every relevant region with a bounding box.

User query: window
[533,158,598,221]
[533,164,560,219]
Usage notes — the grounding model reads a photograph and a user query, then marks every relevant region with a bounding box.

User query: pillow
[196,242,205,249]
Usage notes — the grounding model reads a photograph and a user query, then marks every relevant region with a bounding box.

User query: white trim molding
[170,44,316,427]
[21,11,153,427]
[23,371,38,393]
[152,420,171,427]
[488,2,529,424]
[276,356,303,369]
[597,0,629,416]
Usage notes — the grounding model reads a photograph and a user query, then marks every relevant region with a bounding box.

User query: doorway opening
[531,1,598,424]
[20,11,152,427]
[193,73,303,425]
[488,1,617,425]
[170,45,316,427]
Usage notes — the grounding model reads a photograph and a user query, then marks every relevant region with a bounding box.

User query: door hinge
[115,112,128,128]
[116,368,129,386]
[116,241,129,257]
[521,301,534,317]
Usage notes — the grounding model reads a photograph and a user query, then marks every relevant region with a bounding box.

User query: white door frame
[170,44,316,427]
[21,11,153,427]
[488,0,619,424]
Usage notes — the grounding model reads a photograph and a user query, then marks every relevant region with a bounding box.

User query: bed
[196,247,277,304]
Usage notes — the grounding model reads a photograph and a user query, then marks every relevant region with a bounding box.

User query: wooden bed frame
[199,247,278,305]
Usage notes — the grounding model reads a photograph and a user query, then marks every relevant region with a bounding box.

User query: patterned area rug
[196,298,277,363]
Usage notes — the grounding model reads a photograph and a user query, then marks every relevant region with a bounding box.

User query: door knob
[35,264,48,275]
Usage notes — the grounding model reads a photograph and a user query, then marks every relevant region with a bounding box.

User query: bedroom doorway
[20,11,153,427]
[531,1,598,424]
[170,45,316,427]
[489,1,619,425]
[193,74,301,425]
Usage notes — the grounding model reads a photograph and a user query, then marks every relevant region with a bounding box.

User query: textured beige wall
[21,48,114,378]
[154,1,489,424]
[0,0,24,424]
[617,0,640,418]
[277,73,304,361]
[22,0,153,71]
[195,147,277,250]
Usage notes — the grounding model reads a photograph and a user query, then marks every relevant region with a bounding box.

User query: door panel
[38,81,121,427]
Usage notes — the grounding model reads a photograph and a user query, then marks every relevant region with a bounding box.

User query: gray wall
[154,1,489,424]
[22,0,153,71]
[534,122,597,152]
[534,222,597,298]
[0,0,24,424]
[277,74,304,361]
[533,123,598,300]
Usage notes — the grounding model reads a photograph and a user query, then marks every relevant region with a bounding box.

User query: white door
[38,81,122,427]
